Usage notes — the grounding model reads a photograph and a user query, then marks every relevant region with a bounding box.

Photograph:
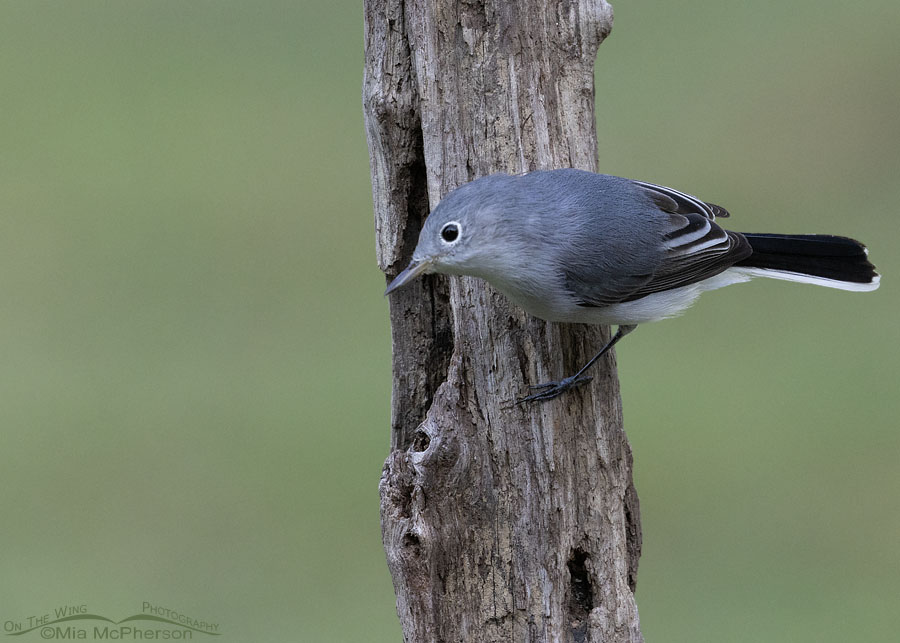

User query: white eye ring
[440,221,461,245]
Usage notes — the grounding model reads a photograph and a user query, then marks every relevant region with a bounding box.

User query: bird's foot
[516,375,593,404]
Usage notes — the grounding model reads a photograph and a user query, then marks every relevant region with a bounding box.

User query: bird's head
[384,173,518,294]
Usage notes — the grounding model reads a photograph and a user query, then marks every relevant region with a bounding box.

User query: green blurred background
[0,1,897,641]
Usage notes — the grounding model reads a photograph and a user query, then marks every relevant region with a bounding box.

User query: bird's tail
[733,233,880,291]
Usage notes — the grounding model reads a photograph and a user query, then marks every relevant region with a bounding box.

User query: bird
[384,169,880,402]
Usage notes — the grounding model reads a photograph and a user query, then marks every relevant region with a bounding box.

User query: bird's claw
[516,375,593,404]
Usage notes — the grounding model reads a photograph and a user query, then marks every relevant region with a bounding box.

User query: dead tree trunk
[363,1,642,641]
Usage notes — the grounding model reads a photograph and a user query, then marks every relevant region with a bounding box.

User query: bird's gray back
[520,170,670,307]
[454,169,670,319]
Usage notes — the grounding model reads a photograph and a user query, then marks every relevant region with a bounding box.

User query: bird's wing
[620,216,750,301]
[631,179,731,219]
[566,181,751,307]
[564,268,655,307]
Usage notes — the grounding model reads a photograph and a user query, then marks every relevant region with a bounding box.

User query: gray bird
[384,169,880,402]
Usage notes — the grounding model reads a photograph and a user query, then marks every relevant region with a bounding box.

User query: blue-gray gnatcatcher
[384,169,880,403]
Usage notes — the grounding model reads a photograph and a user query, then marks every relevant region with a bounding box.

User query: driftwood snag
[364,1,643,641]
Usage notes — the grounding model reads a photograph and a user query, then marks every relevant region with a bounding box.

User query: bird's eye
[440,222,461,243]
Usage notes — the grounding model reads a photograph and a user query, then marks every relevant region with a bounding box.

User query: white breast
[493,269,754,326]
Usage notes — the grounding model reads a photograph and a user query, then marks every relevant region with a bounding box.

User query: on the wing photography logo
[3,603,220,640]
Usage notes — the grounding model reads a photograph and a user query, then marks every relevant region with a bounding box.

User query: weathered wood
[363,1,642,641]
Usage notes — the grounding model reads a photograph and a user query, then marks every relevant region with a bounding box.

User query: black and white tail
[734,233,880,292]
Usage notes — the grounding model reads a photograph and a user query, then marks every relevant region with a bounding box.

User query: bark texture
[363,1,643,641]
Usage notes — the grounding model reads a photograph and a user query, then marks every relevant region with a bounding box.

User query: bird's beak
[384,258,432,295]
